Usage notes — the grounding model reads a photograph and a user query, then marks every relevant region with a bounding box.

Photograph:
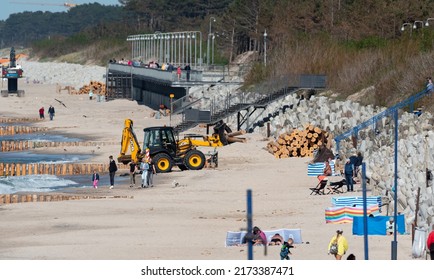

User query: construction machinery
[117,119,241,173]
[1,47,25,97]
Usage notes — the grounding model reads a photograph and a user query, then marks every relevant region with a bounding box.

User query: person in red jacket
[427,225,434,260]
[39,107,45,119]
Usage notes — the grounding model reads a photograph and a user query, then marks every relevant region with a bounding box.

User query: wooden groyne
[0,140,118,152]
[0,162,127,176]
[0,194,134,204]
[0,126,49,135]
[0,117,41,123]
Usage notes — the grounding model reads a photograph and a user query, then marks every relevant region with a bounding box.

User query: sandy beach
[0,80,417,260]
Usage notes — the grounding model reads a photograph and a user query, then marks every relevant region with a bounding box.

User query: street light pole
[391,110,398,260]
[264,29,267,66]
[169,93,174,126]
[212,34,215,65]
[208,17,216,66]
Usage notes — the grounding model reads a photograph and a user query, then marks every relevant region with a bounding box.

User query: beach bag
[329,242,338,255]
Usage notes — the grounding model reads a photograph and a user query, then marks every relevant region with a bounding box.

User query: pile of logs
[266,125,331,158]
[69,81,106,96]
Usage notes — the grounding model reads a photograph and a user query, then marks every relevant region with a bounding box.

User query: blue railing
[335,88,431,152]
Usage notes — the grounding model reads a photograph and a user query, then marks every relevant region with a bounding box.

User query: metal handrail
[335,88,432,152]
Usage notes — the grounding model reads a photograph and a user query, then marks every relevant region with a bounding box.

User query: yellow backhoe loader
[118,119,236,173]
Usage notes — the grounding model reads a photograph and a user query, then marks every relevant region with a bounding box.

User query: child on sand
[280,237,295,260]
[92,170,99,189]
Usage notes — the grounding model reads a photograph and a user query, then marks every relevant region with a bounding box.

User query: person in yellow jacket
[328,229,348,260]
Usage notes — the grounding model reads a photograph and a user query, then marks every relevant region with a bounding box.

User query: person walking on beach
[328,229,348,260]
[108,155,117,189]
[129,161,137,188]
[147,159,156,187]
[140,157,150,188]
[48,105,55,121]
[91,170,99,189]
[39,107,45,119]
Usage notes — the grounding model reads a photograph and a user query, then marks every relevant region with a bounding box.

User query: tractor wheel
[153,153,173,173]
[184,150,206,170]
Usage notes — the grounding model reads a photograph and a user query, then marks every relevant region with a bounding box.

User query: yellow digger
[118,119,234,173]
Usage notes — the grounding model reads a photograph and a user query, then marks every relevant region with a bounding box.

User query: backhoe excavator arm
[177,134,224,153]
[118,119,142,164]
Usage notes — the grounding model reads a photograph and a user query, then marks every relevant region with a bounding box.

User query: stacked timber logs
[266,125,331,158]
[74,81,107,96]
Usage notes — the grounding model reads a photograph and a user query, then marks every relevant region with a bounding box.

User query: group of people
[240,226,355,260]
[102,151,156,190]
[240,226,296,260]
[237,224,434,260]
[322,151,363,193]
[38,105,55,120]
[110,57,192,81]
[128,149,156,188]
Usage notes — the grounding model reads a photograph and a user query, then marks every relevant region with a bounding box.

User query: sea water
[0,127,129,195]
[0,174,130,194]
[0,133,82,142]
[0,151,91,163]
[0,174,80,194]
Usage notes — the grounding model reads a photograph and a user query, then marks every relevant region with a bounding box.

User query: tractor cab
[143,126,177,156]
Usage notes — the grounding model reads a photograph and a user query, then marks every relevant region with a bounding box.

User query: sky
[0,0,122,21]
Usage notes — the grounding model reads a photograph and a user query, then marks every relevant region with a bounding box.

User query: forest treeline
[2,0,434,110]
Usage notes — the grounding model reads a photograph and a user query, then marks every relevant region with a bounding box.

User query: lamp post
[208,17,216,66]
[211,34,215,65]
[264,29,267,66]
[169,93,174,126]
[391,110,398,260]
